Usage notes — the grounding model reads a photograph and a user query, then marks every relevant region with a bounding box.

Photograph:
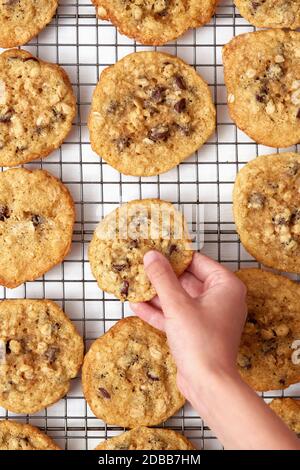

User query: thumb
[144,250,189,311]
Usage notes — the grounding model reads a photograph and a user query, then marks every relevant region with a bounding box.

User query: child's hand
[130,250,247,407]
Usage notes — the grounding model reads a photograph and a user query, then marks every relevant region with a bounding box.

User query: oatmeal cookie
[88,51,216,176]
[94,0,217,45]
[0,299,84,414]
[236,269,300,391]
[0,167,75,288]
[96,426,195,450]
[82,317,185,427]
[88,199,193,302]
[0,420,60,450]
[233,153,300,272]
[269,398,300,434]
[223,30,300,148]
[0,0,58,48]
[234,0,300,29]
[0,48,76,166]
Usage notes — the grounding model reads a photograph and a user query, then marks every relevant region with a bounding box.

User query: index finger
[187,252,233,282]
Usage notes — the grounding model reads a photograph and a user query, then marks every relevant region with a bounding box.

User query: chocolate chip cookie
[269,398,300,434]
[82,317,185,427]
[223,30,300,148]
[96,426,195,450]
[94,0,217,45]
[88,51,216,176]
[88,199,193,302]
[233,153,300,272]
[0,168,75,288]
[0,48,76,166]
[0,299,84,414]
[0,1,58,48]
[236,269,300,391]
[235,1,300,29]
[0,420,60,450]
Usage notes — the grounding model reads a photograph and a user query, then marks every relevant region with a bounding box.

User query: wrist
[181,365,241,415]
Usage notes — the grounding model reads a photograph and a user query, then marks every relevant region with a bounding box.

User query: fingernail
[144,250,160,268]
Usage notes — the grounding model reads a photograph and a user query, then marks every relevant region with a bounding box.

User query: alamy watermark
[94,202,205,251]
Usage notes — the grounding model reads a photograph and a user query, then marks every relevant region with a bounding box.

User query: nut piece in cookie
[269,398,300,434]
[93,0,217,45]
[0,420,60,450]
[234,0,300,30]
[233,153,300,272]
[236,269,300,391]
[96,426,195,450]
[88,51,216,176]
[0,168,75,288]
[82,317,185,427]
[0,300,84,414]
[0,49,76,166]
[88,198,193,302]
[223,30,300,148]
[0,0,58,48]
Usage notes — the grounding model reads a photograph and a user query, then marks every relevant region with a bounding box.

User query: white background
[0,0,299,450]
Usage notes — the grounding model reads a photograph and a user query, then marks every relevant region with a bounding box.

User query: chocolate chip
[31,214,44,227]
[0,109,13,123]
[169,244,177,255]
[256,86,268,103]
[279,378,286,386]
[129,239,139,249]
[173,75,186,90]
[52,108,66,122]
[120,280,129,297]
[147,371,160,381]
[151,86,166,103]
[273,214,289,226]
[112,263,128,272]
[5,341,11,354]
[44,346,59,364]
[115,136,131,152]
[52,322,61,333]
[0,205,10,221]
[174,98,187,113]
[107,100,118,114]
[98,387,111,399]
[297,109,300,119]
[291,209,300,224]
[149,125,170,142]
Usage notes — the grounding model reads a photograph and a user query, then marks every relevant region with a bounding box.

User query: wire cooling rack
[1,0,300,451]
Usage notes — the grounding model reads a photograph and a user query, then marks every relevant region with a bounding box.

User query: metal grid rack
[0,0,299,450]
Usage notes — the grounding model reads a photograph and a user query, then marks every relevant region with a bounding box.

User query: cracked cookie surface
[236,269,300,391]
[269,398,300,434]
[0,299,84,414]
[223,30,300,148]
[96,426,195,450]
[0,49,76,166]
[233,153,300,272]
[0,168,75,288]
[0,0,58,48]
[82,317,185,427]
[94,0,216,45]
[0,420,60,450]
[88,199,192,302]
[235,0,300,29]
[88,51,215,176]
